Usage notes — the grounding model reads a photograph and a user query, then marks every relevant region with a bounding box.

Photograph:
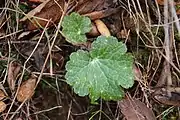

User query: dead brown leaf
[94,19,110,37]
[176,8,180,15]
[153,87,180,106]
[17,77,36,102]
[119,98,156,120]
[156,0,165,5]
[7,61,21,91]
[83,7,122,20]
[0,90,6,101]
[75,0,105,14]
[20,0,51,22]
[25,0,64,30]
[24,0,117,30]
[0,101,6,113]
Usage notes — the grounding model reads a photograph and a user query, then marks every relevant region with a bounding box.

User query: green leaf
[65,36,134,103]
[62,12,91,44]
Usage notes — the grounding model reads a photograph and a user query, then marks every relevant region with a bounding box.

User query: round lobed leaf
[65,36,134,103]
[62,12,91,44]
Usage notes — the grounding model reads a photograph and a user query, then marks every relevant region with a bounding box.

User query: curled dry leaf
[0,101,6,113]
[87,22,100,37]
[7,61,21,91]
[119,98,156,120]
[0,90,6,101]
[94,19,110,37]
[17,77,36,102]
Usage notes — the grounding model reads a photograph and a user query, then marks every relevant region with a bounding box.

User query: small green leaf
[65,36,134,103]
[62,12,91,44]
